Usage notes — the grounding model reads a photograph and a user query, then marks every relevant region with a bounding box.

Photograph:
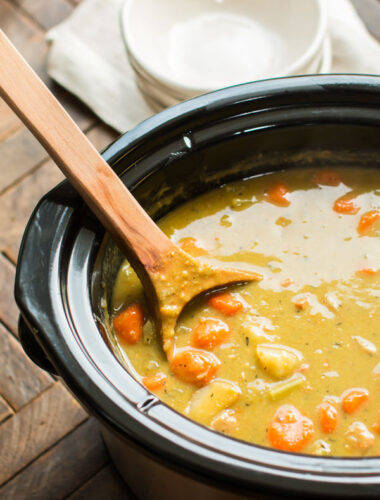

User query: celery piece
[143,320,155,345]
[268,373,305,400]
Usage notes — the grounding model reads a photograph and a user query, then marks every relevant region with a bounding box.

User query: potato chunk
[345,422,374,451]
[211,409,238,434]
[185,379,241,425]
[256,343,303,379]
[352,336,377,355]
[310,439,331,456]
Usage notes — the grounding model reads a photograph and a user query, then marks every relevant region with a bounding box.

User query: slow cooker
[15,75,380,499]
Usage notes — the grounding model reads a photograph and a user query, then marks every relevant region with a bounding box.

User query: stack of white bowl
[121,0,330,112]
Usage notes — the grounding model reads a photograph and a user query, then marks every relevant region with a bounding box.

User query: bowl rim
[16,75,380,498]
[120,0,327,95]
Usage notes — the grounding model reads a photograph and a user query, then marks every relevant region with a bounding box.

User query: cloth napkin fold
[47,0,380,133]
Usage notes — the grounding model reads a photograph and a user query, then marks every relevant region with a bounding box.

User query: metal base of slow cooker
[102,426,268,500]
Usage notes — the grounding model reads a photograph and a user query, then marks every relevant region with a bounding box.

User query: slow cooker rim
[16,75,380,498]
[101,73,380,169]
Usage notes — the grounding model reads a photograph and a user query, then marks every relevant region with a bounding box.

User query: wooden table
[0,1,379,499]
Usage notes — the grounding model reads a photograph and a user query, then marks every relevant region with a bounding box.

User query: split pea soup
[111,167,380,456]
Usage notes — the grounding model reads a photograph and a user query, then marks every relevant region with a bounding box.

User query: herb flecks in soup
[111,167,380,456]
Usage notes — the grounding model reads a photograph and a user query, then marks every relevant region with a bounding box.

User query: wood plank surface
[67,464,136,500]
[0,382,87,484]
[0,253,19,334]
[0,98,21,141]
[0,322,53,409]
[0,394,13,424]
[0,122,116,263]
[0,126,47,193]
[10,0,74,31]
[0,0,96,131]
[0,158,64,262]
[0,418,108,499]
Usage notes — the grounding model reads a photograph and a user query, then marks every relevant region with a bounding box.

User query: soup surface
[111,167,380,456]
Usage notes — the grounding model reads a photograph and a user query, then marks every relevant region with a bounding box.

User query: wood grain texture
[0,126,47,193]
[0,158,64,262]
[0,322,53,410]
[0,0,96,130]
[0,122,116,262]
[0,98,22,141]
[0,394,13,423]
[0,253,19,334]
[0,382,87,484]
[11,0,73,31]
[0,122,115,262]
[0,418,108,500]
[67,464,136,500]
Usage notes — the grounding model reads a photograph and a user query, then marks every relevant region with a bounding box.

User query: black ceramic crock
[15,75,380,499]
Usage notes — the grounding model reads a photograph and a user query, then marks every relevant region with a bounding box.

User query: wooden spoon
[0,31,261,359]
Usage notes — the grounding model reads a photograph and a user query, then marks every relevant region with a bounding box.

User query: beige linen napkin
[47,0,380,133]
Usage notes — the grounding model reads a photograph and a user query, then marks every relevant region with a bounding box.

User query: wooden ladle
[0,31,261,360]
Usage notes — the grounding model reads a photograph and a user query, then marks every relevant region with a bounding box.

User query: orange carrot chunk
[208,292,243,316]
[357,210,380,236]
[372,411,380,434]
[268,404,314,452]
[192,318,230,349]
[295,296,309,311]
[342,388,369,414]
[318,402,338,433]
[142,373,167,392]
[179,237,207,256]
[333,194,359,215]
[113,303,144,344]
[356,268,377,277]
[266,183,290,207]
[313,170,341,187]
[171,348,221,386]
[280,278,294,288]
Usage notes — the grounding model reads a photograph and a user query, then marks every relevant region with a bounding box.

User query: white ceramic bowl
[121,0,327,96]
[134,35,332,113]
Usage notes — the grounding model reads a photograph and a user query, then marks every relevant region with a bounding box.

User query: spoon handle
[0,30,173,268]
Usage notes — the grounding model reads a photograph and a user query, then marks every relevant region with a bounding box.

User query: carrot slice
[333,194,359,215]
[280,278,294,288]
[171,348,221,386]
[372,411,380,434]
[358,210,380,236]
[318,402,338,433]
[342,388,369,414]
[313,170,341,187]
[295,296,309,311]
[268,404,314,452]
[356,268,377,277]
[113,303,144,344]
[192,318,230,349]
[208,292,243,316]
[266,183,290,207]
[179,237,207,256]
[142,373,167,391]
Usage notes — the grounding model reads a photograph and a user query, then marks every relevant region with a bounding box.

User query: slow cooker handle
[18,315,58,375]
